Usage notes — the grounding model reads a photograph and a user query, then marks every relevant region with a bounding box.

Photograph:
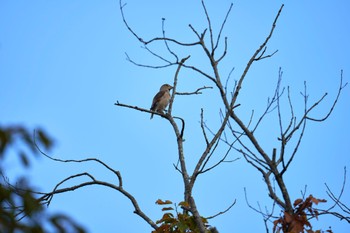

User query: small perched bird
[150,84,173,119]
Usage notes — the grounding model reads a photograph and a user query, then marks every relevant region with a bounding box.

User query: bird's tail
[150,106,155,119]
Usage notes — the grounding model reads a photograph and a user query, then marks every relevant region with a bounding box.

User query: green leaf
[37,129,53,150]
[178,201,189,208]
[19,151,30,167]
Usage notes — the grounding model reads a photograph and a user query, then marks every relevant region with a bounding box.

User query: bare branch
[181,63,216,82]
[201,0,214,52]
[115,101,164,118]
[188,24,207,40]
[244,187,278,220]
[125,52,174,69]
[119,0,201,47]
[216,37,228,63]
[200,108,210,146]
[306,70,348,121]
[199,137,221,173]
[231,4,284,107]
[312,168,350,223]
[168,56,191,115]
[254,47,278,61]
[176,86,213,95]
[33,137,160,229]
[162,18,179,62]
[214,3,233,53]
[279,72,347,175]
[324,167,350,215]
[224,67,235,96]
[284,86,296,137]
[190,109,231,188]
[173,116,186,139]
[199,140,240,174]
[41,179,158,229]
[206,199,236,219]
[143,46,173,64]
[283,86,326,143]
[34,136,123,186]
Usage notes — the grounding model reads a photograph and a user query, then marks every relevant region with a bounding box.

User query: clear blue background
[1,1,349,232]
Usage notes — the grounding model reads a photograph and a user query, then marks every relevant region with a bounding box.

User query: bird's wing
[150,90,166,110]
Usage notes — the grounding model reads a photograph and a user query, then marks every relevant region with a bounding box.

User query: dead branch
[199,142,240,174]
[189,109,231,188]
[279,72,347,175]
[231,4,284,108]
[181,63,216,82]
[254,47,278,61]
[115,101,162,117]
[7,144,159,229]
[119,0,201,47]
[161,18,178,62]
[200,108,210,146]
[34,138,123,186]
[214,3,233,54]
[168,56,190,115]
[224,67,235,96]
[244,187,278,221]
[315,167,350,223]
[306,70,347,121]
[251,70,283,133]
[40,178,158,229]
[206,199,236,220]
[201,0,215,52]
[176,86,213,95]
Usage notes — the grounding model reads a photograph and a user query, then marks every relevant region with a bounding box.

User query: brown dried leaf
[293,198,303,207]
[310,196,327,205]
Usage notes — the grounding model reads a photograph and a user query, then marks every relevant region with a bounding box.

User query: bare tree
[116,1,349,232]
[5,1,348,233]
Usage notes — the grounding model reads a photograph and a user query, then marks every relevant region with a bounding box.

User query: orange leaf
[310,196,327,205]
[293,198,303,207]
[156,213,175,224]
[155,199,173,205]
[162,207,174,211]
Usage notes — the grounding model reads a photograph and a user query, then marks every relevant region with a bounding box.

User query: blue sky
[1,1,350,232]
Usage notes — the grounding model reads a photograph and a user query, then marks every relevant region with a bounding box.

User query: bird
[150,84,173,119]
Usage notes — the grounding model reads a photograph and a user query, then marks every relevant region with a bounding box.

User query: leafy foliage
[0,125,86,233]
[152,199,211,233]
[273,195,329,233]
[0,125,53,167]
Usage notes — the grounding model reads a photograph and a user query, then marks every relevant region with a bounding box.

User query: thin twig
[200,108,210,146]
[306,70,347,121]
[231,4,284,107]
[206,200,236,219]
[214,3,233,53]
[176,86,213,95]
[119,0,201,47]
